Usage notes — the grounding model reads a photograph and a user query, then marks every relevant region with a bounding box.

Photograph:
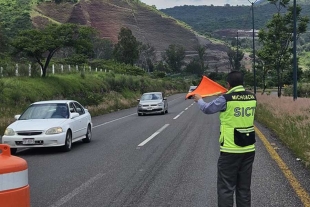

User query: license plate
[147,107,153,110]
[23,138,35,144]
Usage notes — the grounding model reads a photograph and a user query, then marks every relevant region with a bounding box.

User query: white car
[188,86,197,93]
[187,86,197,99]
[2,100,92,155]
[137,92,168,116]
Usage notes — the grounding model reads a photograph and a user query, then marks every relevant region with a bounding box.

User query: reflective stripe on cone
[0,169,28,191]
[0,144,30,207]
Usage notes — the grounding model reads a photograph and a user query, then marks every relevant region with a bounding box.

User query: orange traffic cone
[0,144,30,207]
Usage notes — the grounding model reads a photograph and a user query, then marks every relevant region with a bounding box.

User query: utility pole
[248,0,258,94]
[293,0,297,100]
[237,31,239,60]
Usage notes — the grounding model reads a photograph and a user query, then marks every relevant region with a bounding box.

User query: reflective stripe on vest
[220,146,255,153]
[0,169,28,191]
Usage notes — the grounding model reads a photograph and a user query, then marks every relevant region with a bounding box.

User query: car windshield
[19,103,69,120]
[141,93,162,101]
[189,86,197,92]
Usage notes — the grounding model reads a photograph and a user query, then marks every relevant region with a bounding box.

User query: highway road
[12,93,310,207]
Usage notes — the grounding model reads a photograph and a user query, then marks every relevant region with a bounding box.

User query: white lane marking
[93,113,136,129]
[92,95,184,129]
[185,102,195,110]
[173,111,184,120]
[138,124,170,147]
[49,173,105,207]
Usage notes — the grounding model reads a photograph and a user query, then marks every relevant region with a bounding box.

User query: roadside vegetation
[256,94,310,167]
[0,72,189,134]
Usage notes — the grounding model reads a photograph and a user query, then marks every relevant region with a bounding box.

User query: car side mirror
[71,112,79,119]
[14,115,21,120]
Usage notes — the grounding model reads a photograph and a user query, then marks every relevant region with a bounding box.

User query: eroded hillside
[31,0,230,71]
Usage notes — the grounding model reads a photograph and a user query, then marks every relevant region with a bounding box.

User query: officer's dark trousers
[217,151,255,207]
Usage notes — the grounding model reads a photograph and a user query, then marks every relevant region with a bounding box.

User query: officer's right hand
[193,94,202,102]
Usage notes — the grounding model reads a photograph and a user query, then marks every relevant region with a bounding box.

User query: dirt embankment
[32,0,231,72]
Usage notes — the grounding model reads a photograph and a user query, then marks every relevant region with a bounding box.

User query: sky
[140,0,255,9]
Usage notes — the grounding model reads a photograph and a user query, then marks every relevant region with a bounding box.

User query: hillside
[256,0,310,5]
[30,0,231,71]
[160,0,310,70]
[161,2,310,35]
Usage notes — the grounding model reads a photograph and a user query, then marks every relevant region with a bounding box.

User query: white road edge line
[49,173,105,207]
[173,111,184,120]
[138,124,170,147]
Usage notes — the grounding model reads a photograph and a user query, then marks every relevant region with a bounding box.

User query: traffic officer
[193,71,256,207]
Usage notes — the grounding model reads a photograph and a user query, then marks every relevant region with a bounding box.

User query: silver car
[137,92,168,116]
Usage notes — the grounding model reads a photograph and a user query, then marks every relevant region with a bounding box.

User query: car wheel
[10,148,17,155]
[61,130,72,152]
[82,124,92,143]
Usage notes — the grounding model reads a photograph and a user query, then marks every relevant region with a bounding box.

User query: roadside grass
[0,73,188,134]
[256,94,310,167]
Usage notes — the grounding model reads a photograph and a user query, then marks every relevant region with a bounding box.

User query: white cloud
[140,0,254,9]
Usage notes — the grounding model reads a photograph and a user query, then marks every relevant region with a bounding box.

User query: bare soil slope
[32,0,230,71]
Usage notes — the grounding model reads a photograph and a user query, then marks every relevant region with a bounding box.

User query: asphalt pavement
[4,93,310,207]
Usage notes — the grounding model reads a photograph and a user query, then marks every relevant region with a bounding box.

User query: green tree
[0,0,33,38]
[258,0,309,97]
[113,27,140,65]
[92,38,114,60]
[0,23,8,56]
[11,23,96,77]
[256,48,274,94]
[195,45,206,73]
[164,44,185,73]
[242,69,255,89]
[227,47,244,71]
[154,61,168,72]
[138,43,156,72]
[185,59,204,76]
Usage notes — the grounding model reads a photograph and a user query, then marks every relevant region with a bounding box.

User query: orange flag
[185,76,227,99]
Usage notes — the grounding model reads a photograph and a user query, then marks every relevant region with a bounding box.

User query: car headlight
[46,127,63,135]
[4,128,15,136]
[158,103,164,106]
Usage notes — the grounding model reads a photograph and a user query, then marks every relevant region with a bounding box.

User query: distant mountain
[161,2,310,35]
[256,0,310,5]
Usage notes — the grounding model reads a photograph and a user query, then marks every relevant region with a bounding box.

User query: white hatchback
[2,100,92,155]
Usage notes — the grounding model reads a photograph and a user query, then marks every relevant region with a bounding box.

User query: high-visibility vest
[219,85,257,153]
